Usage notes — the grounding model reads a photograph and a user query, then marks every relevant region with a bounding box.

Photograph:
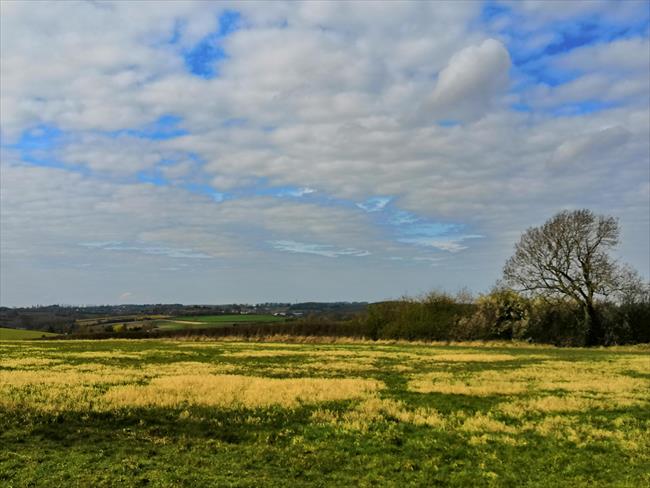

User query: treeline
[43,320,359,341]
[45,289,649,346]
[356,290,649,346]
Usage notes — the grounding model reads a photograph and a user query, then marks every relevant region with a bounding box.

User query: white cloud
[549,126,631,169]
[428,39,512,121]
[81,241,213,259]
[554,37,650,75]
[528,37,650,109]
[501,0,649,26]
[59,134,170,175]
[1,1,648,304]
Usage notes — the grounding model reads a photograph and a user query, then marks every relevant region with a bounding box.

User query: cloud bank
[1,1,648,305]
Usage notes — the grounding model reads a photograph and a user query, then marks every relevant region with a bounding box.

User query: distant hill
[0,302,369,334]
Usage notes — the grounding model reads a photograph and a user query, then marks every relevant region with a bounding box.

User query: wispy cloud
[398,235,483,253]
[356,197,391,213]
[80,241,212,259]
[269,240,370,258]
[279,187,317,197]
[389,211,420,225]
[413,257,445,264]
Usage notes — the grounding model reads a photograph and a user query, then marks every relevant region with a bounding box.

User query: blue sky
[1,1,648,305]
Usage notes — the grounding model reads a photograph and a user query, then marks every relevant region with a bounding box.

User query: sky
[1,0,649,306]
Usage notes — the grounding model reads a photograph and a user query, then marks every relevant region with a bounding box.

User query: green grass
[0,327,57,340]
[1,339,648,487]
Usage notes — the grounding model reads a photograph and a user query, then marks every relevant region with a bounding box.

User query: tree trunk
[584,302,603,346]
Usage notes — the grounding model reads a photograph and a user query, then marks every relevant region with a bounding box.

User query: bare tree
[504,209,629,345]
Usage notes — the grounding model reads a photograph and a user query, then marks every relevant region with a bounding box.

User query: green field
[1,339,648,486]
[173,314,284,323]
[156,314,284,331]
[0,327,57,340]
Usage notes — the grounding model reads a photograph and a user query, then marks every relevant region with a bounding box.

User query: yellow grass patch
[48,351,143,360]
[0,357,63,368]
[226,349,360,358]
[261,359,377,375]
[409,358,649,399]
[152,361,235,376]
[409,371,529,396]
[512,413,648,452]
[311,396,444,431]
[0,368,140,387]
[1,360,380,411]
[103,375,382,409]
[426,353,517,362]
[461,413,516,434]
[497,394,647,418]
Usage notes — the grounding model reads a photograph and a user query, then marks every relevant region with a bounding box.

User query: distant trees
[503,209,645,345]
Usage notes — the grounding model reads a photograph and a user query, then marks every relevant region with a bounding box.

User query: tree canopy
[503,209,635,345]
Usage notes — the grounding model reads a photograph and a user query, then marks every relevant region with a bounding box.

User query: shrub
[526,298,586,346]
[363,292,475,341]
[598,285,650,344]
[471,289,530,340]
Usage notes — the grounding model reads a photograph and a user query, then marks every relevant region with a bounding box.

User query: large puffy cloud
[428,39,511,121]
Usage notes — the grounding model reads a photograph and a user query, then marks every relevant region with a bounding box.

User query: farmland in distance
[156,314,285,331]
[0,327,57,340]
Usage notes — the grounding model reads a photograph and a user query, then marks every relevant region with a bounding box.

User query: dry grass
[409,371,529,396]
[424,353,519,362]
[0,357,63,368]
[409,356,649,399]
[226,349,360,358]
[104,375,381,409]
[460,413,516,434]
[311,396,445,431]
[1,371,379,412]
[521,415,646,452]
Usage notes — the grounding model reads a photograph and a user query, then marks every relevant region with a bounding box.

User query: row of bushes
[358,289,650,346]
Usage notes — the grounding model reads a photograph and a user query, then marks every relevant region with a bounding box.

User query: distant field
[1,339,648,486]
[156,314,284,331]
[173,314,284,323]
[76,315,169,327]
[0,327,57,340]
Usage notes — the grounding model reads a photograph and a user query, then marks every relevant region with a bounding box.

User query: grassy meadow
[0,339,648,486]
[0,327,57,340]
